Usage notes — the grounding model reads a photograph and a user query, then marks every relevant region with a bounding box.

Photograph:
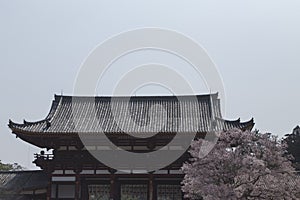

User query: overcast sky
[0,1,299,169]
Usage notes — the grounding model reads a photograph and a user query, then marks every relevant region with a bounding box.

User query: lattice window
[88,184,110,200]
[157,184,182,200]
[121,184,148,200]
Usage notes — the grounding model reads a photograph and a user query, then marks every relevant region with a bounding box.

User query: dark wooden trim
[46,173,52,200]
[148,174,154,200]
[76,174,185,200]
[110,173,116,199]
[75,172,80,200]
[55,184,58,199]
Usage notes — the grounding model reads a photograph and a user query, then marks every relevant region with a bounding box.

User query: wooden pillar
[108,168,117,199]
[81,178,87,200]
[46,172,52,200]
[109,173,116,200]
[33,190,36,200]
[74,149,83,200]
[74,169,81,200]
[46,165,54,200]
[148,174,155,200]
[55,184,58,199]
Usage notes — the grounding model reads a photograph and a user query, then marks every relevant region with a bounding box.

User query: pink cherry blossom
[182,129,300,199]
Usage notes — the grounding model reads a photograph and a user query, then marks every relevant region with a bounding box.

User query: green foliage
[0,160,23,171]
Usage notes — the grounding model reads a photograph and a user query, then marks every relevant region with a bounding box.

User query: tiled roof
[0,170,47,192]
[8,94,254,135]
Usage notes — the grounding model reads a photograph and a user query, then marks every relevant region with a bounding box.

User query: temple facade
[8,94,254,200]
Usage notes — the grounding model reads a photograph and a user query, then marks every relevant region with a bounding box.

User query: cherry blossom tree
[182,129,300,200]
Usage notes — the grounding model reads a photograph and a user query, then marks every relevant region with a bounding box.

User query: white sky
[0,1,299,169]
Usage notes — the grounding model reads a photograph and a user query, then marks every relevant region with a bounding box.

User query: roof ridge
[54,92,219,99]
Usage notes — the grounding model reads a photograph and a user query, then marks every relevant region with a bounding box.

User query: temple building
[8,93,254,200]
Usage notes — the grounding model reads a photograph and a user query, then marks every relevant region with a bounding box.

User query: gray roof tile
[9,94,254,134]
[0,171,47,192]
